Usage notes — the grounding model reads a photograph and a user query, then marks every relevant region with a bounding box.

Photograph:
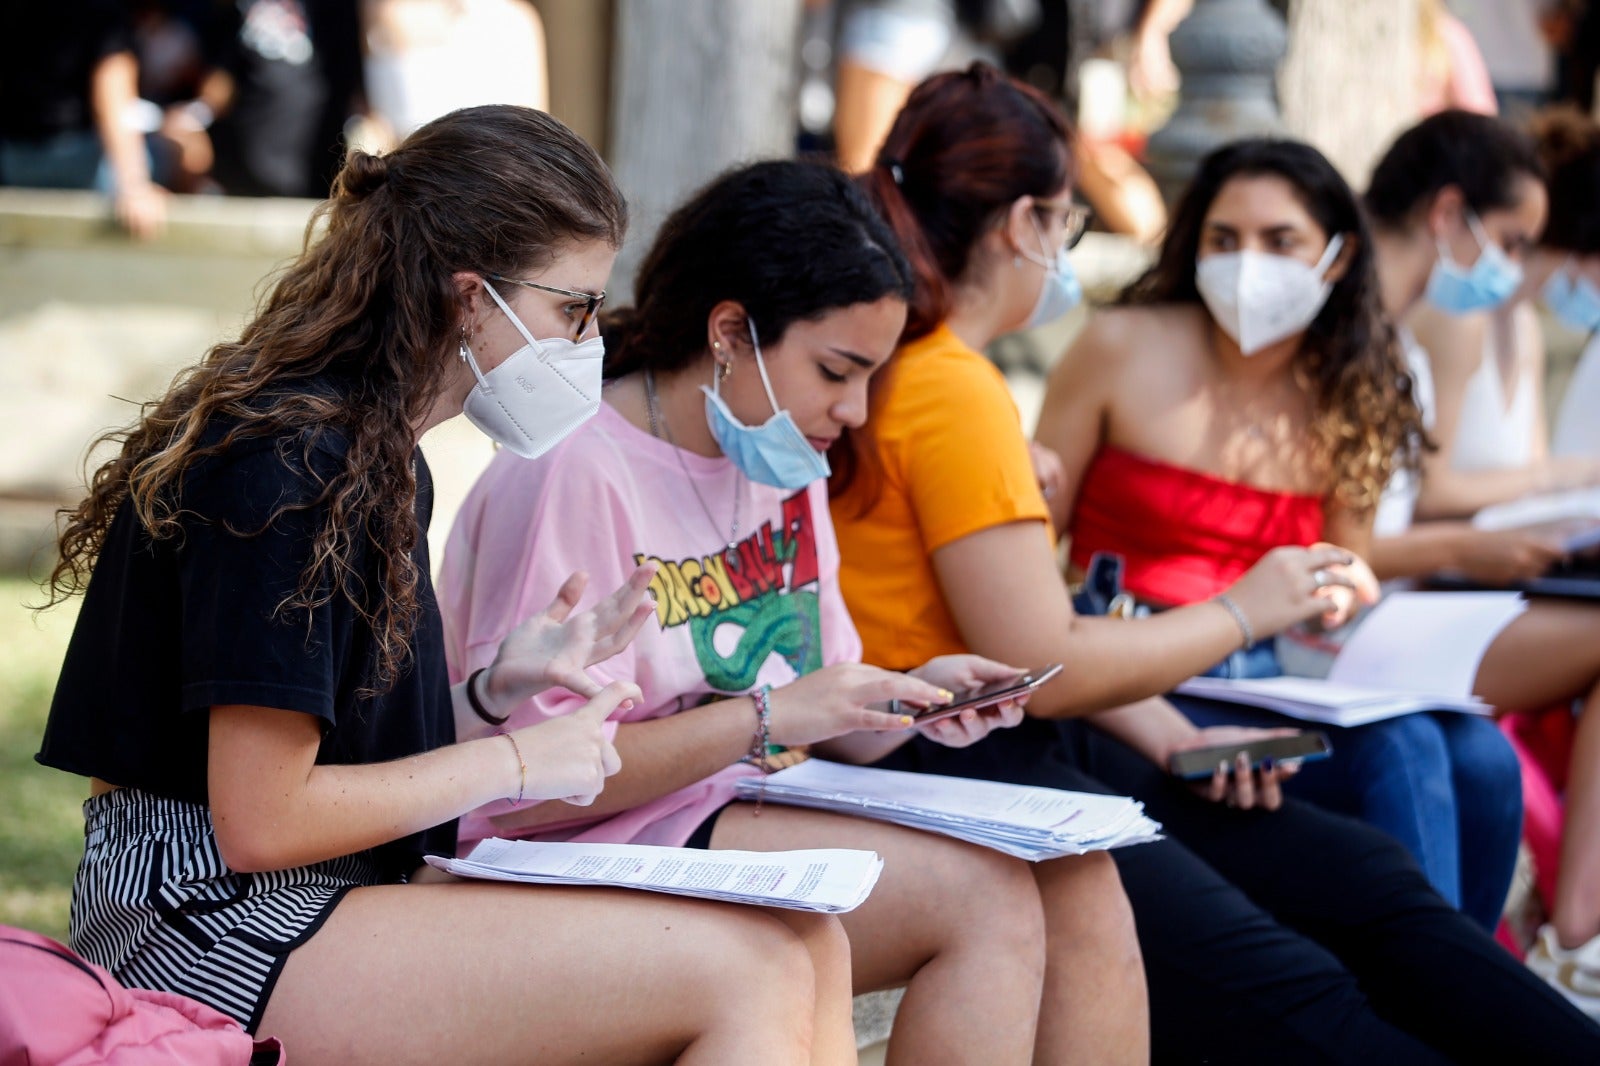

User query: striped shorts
[71,788,383,1032]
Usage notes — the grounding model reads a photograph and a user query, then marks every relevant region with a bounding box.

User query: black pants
[876,717,1600,1065]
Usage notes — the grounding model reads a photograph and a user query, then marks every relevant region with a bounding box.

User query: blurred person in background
[1417,0,1498,116]
[1450,0,1557,117]
[360,0,547,151]
[0,0,169,238]
[831,0,1165,242]
[206,0,363,198]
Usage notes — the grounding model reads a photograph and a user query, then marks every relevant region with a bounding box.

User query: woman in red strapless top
[1034,135,1524,934]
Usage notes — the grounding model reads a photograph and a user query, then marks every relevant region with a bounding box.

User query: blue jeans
[1174,641,1523,931]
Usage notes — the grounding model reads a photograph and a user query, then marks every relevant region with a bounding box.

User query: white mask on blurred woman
[1195,235,1344,355]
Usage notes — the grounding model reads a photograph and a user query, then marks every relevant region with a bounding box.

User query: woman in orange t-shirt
[829,62,1600,1062]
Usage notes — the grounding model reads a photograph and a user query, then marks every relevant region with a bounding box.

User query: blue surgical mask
[1542,260,1600,333]
[702,321,832,489]
[1021,217,1084,328]
[1425,211,1522,314]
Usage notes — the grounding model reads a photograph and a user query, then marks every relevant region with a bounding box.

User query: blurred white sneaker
[1528,924,1600,1020]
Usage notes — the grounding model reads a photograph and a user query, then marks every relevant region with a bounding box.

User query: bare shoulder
[1407,303,1488,379]
[1054,303,1206,382]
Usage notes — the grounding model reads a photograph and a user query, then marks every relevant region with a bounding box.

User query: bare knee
[936,845,1048,969]
[698,909,819,1035]
[1039,853,1141,966]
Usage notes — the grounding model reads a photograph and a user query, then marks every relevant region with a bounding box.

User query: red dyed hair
[832,62,1075,505]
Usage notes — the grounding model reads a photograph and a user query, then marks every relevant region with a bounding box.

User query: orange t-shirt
[831,324,1051,672]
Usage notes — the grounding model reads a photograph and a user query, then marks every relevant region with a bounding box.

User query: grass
[0,577,84,940]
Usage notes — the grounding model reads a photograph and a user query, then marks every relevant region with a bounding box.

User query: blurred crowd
[6,0,1600,245]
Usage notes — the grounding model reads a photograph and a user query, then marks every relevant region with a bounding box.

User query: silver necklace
[644,370,742,556]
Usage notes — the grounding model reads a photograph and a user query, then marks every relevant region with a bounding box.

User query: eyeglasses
[1033,199,1092,249]
[486,273,606,340]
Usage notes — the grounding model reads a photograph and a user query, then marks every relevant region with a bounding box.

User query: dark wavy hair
[833,61,1074,504]
[601,159,911,380]
[1122,137,1424,515]
[49,105,626,694]
[1530,106,1600,254]
[1366,109,1544,231]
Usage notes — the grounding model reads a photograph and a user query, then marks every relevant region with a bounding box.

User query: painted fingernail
[620,699,635,710]
[938,689,954,700]
[899,715,915,726]
[1218,760,1229,776]
[1261,757,1275,772]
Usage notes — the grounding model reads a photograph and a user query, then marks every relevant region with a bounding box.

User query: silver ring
[1312,568,1333,588]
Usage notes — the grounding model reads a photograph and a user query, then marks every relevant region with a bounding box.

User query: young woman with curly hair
[35,105,858,1065]
[1033,135,1527,931]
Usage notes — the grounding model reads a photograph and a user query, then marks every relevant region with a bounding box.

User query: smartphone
[1167,731,1333,781]
[911,664,1065,725]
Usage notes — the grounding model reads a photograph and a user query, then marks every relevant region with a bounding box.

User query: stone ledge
[853,987,903,1051]
[0,189,319,257]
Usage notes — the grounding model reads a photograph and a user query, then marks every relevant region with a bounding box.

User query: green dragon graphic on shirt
[635,489,825,692]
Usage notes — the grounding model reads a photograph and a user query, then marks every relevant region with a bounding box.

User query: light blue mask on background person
[1020,218,1084,329]
[1542,261,1600,332]
[1425,211,1522,314]
[702,320,832,489]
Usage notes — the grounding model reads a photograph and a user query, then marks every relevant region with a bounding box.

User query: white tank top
[1451,318,1537,472]
[1373,329,1435,538]
[1554,334,1600,458]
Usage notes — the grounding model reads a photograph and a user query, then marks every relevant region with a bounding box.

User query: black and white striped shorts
[71,788,384,1032]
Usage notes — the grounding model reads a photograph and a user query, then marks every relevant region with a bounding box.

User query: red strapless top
[1068,445,1325,605]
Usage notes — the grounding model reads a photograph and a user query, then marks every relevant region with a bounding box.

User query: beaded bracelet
[748,684,774,773]
[466,667,509,726]
[497,730,527,807]
[1213,594,1255,651]
[747,685,774,813]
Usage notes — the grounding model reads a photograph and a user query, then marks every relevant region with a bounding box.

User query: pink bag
[0,925,283,1065]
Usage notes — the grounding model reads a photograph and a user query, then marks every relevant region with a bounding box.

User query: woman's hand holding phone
[766,663,948,746]
[1166,725,1306,812]
[906,655,1039,749]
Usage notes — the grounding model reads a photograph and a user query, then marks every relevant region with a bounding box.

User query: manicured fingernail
[899,715,915,727]
[620,699,635,710]
[1261,757,1275,772]
[1217,760,1229,775]
[938,689,954,700]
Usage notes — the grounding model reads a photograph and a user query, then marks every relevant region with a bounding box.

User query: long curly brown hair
[47,105,626,693]
[1122,138,1427,515]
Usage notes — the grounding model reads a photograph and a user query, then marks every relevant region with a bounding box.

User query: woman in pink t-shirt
[439,160,1149,1064]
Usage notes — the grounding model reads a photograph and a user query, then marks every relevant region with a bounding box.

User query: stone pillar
[1142,0,1288,205]
[606,0,803,304]
[1280,0,1419,190]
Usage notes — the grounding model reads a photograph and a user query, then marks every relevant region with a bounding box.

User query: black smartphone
[1167,731,1334,781]
[911,664,1065,725]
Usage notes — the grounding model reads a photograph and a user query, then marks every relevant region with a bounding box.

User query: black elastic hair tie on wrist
[466,666,509,726]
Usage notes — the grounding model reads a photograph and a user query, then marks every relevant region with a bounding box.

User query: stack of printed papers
[734,760,1162,862]
[427,838,883,913]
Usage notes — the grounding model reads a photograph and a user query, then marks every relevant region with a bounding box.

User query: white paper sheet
[1472,488,1600,552]
[1326,591,1526,696]
[426,838,883,913]
[1176,675,1490,727]
[735,760,1162,861]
